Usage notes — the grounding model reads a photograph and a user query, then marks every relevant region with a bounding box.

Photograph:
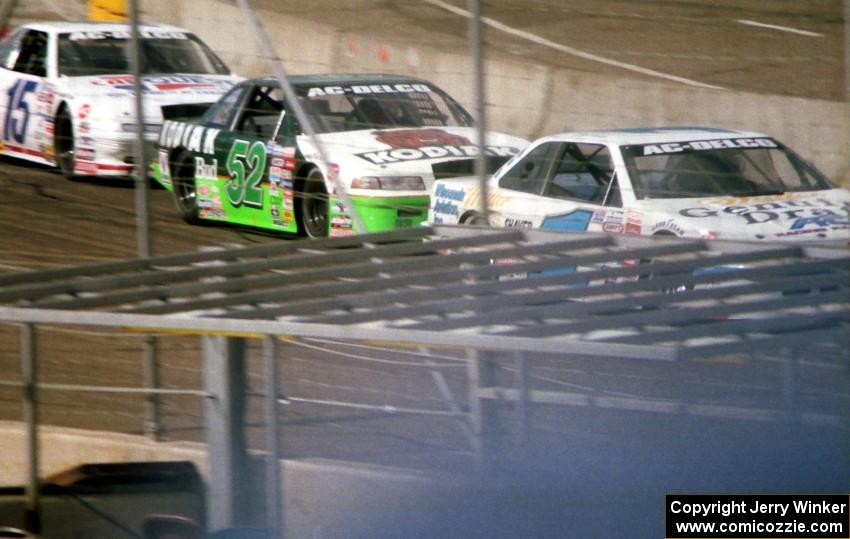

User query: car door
[0,29,48,160]
[537,142,625,233]
[492,140,559,228]
[210,83,288,229]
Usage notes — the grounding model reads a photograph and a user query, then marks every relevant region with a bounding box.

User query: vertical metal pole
[513,351,530,447]
[845,0,850,184]
[21,323,40,534]
[468,0,490,223]
[263,335,282,538]
[779,347,798,425]
[129,0,161,442]
[203,336,248,532]
[143,335,160,440]
[0,0,19,36]
[467,348,500,470]
[129,0,152,258]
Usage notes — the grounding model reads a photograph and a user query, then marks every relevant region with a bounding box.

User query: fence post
[467,349,501,469]
[263,335,282,538]
[202,335,249,532]
[514,350,530,448]
[143,335,161,440]
[20,323,40,534]
[779,347,799,425]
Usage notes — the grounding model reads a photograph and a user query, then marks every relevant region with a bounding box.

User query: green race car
[154,74,528,237]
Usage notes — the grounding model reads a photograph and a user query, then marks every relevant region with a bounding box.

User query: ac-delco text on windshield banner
[665,494,849,539]
[638,138,778,156]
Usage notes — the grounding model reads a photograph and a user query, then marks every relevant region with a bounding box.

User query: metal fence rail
[2,226,847,359]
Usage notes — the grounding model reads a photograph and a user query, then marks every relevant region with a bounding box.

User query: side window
[498,141,559,195]
[234,85,285,139]
[544,143,617,205]
[203,85,247,129]
[12,30,47,77]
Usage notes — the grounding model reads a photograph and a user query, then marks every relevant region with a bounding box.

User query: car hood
[637,189,850,243]
[297,126,529,190]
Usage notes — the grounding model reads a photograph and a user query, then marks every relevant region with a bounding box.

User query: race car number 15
[4,79,37,144]
[226,139,267,209]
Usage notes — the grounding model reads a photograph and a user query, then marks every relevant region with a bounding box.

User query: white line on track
[423,0,725,90]
[736,19,823,37]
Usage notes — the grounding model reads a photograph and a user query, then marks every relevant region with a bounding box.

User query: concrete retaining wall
[140,0,849,186]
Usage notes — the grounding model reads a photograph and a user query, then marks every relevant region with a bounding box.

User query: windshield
[621,137,835,199]
[295,82,474,133]
[57,30,230,76]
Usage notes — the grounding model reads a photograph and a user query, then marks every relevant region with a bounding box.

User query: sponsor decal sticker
[307,83,432,97]
[602,222,624,234]
[91,74,225,92]
[158,149,171,184]
[541,209,594,232]
[159,121,220,154]
[639,138,778,156]
[505,217,532,228]
[68,30,189,41]
[679,197,850,226]
[651,219,685,236]
[434,183,465,202]
[195,157,218,180]
[357,128,520,165]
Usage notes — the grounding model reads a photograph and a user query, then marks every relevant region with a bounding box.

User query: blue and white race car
[429,127,850,246]
[0,21,239,178]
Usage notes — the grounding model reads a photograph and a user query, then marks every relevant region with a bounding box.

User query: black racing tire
[171,151,201,224]
[54,107,76,179]
[298,168,329,238]
[461,212,487,226]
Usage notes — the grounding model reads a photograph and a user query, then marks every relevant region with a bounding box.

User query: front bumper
[330,194,431,236]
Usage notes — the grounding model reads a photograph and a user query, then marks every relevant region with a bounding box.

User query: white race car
[429,127,850,246]
[0,21,239,178]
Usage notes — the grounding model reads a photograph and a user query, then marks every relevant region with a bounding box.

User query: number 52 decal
[226,139,267,208]
[4,79,37,144]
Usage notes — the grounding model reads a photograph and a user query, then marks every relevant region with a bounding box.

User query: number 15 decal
[226,139,267,208]
[4,79,37,144]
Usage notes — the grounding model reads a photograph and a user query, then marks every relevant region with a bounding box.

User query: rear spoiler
[431,155,512,180]
[160,102,214,122]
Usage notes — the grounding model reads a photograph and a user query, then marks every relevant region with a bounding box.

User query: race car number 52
[226,139,267,209]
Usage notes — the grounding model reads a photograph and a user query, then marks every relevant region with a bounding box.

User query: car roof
[541,126,770,146]
[18,21,191,34]
[245,73,436,87]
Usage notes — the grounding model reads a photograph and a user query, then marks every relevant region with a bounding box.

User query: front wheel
[298,168,328,238]
[171,152,201,224]
[54,108,76,179]
[461,212,487,226]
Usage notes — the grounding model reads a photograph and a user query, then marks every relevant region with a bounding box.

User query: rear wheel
[298,168,328,238]
[461,212,487,226]
[171,152,201,224]
[54,108,76,179]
